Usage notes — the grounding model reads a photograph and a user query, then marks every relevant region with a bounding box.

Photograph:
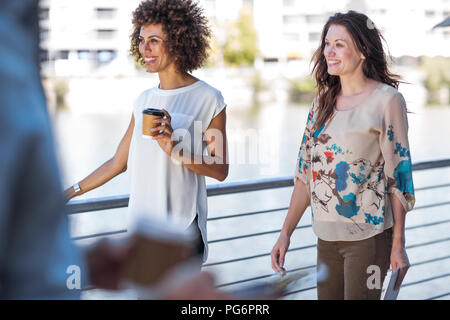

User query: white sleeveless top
[127,80,227,261]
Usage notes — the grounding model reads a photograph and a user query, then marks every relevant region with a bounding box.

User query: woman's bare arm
[271,178,311,272]
[65,114,135,200]
[176,109,229,181]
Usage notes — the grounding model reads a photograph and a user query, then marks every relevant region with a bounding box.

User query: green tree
[421,56,450,105]
[205,34,220,68]
[223,6,259,67]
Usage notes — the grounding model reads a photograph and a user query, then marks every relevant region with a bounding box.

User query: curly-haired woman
[65,0,228,262]
[271,11,415,299]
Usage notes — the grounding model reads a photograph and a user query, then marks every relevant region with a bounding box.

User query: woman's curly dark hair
[130,0,211,73]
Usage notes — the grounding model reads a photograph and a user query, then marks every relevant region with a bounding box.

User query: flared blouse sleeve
[294,100,316,187]
[380,92,415,212]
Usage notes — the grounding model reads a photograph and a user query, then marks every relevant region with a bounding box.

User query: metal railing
[68,158,450,299]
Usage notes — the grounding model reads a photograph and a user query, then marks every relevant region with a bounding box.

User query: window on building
[444,30,450,40]
[305,14,323,24]
[263,57,279,63]
[308,32,321,41]
[95,8,117,19]
[283,32,300,41]
[55,50,69,60]
[39,7,50,20]
[371,8,387,15]
[96,29,116,40]
[40,50,49,62]
[77,50,92,60]
[40,28,49,42]
[283,15,301,25]
[97,50,117,64]
[283,0,296,7]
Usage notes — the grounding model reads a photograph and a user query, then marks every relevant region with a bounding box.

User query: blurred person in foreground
[65,0,229,264]
[0,0,229,300]
[271,11,415,300]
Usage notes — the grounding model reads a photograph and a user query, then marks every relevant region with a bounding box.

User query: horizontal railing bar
[217,265,316,289]
[426,292,450,300]
[67,194,129,215]
[206,236,450,267]
[401,273,450,288]
[71,229,127,241]
[208,201,450,221]
[81,255,450,295]
[413,201,450,211]
[219,255,450,289]
[223,255,450,295]
[206,176,294,197]
[66,177,294,215]
[203,244,317,267]
[411,159,450,171]
[209,159,450,196]
[69,225,309,244]
[406,237,450,249]
[68,217,450,248]
[65,159,450,215]
[66,197,450,221]
[81,285,94,292]
[405,219,450,231]
[282,285,317,297]
[68,216,446,243]
[208,225,311,244]
[66,196,450,217]
[409,255,450,268]
[207,207,289,222]
[206,197,450,224]
[415,183,450,192]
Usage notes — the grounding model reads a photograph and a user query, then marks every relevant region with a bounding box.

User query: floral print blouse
[295,83,415,241]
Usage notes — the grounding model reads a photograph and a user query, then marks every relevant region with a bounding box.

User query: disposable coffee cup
[142,108,165,138]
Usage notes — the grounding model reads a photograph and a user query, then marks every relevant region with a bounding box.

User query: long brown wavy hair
[311,11,401,131]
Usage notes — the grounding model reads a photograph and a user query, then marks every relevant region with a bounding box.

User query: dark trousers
[188,215,204,258]
[317,228,392,300]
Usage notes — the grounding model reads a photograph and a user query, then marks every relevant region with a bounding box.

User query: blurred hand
[85,239,136,290]
[160,272,233,300]
[390,246,410,291]
[271,234,290,274]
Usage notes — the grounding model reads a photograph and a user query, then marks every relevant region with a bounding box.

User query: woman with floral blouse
[271,11,415,300]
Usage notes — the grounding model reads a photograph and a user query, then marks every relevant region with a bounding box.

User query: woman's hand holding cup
[151,108,174,156]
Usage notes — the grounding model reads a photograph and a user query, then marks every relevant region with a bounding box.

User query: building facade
[39,0,450,77]
[253,0,450,62]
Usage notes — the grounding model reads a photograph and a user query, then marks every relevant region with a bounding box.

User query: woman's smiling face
[323,24,365,77]
[138,24,176,74]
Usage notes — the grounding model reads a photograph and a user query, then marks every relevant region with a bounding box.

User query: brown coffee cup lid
[143,108,164,116]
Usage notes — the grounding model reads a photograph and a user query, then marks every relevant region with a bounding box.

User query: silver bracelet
[73,183,81,193]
